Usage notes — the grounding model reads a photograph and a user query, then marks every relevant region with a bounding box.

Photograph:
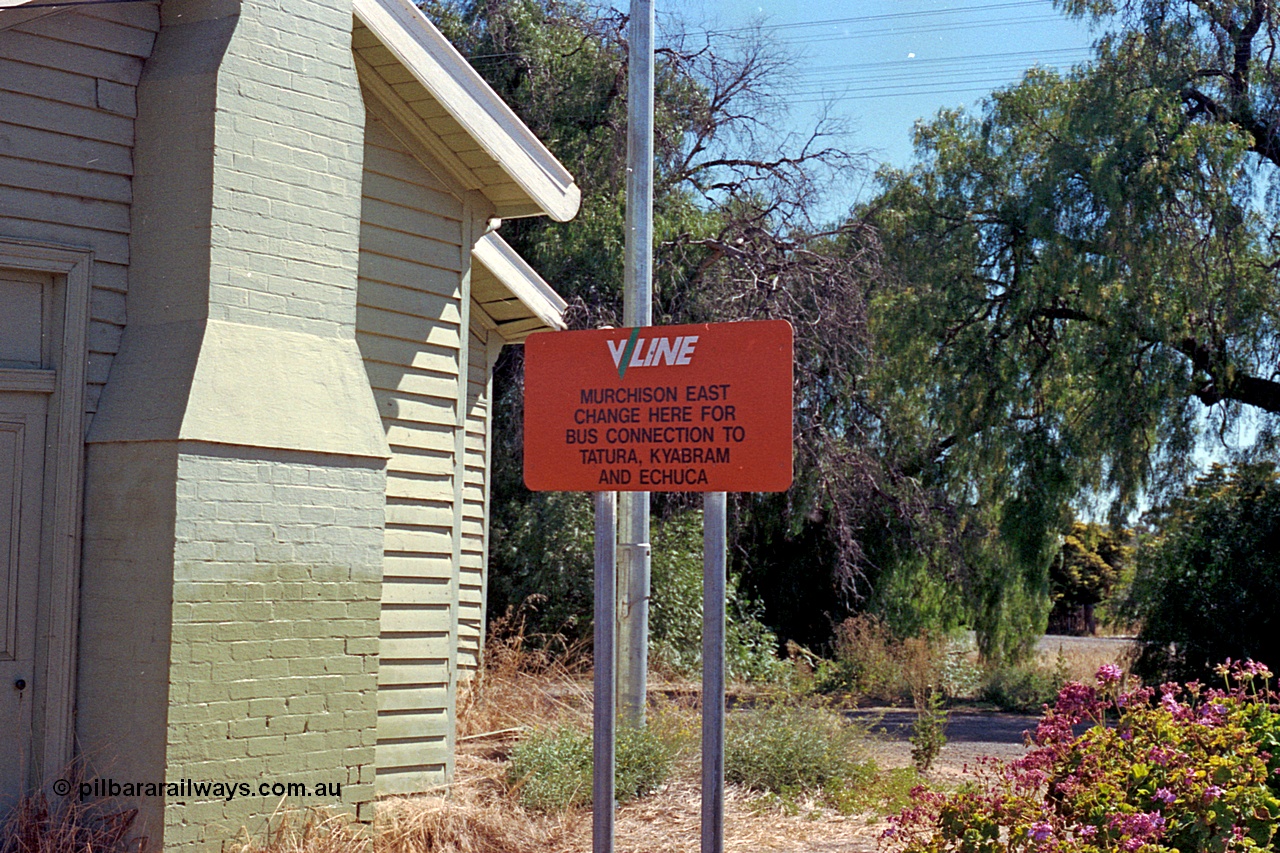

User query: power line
[795,63,1083,91]
[790,85,1001,104]
[459,3,1097,110]
[696,1,1052,36]
[766,13,1067,46]
[798,49,1090,81]
[467,7,1082,61]
[800,46,1091,75]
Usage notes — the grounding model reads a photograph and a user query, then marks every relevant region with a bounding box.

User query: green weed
[724,704,872,795]
[505,722,676,811]
[979,650,1069,713]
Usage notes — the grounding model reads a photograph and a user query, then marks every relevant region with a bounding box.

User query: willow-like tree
[866,0,1280,658]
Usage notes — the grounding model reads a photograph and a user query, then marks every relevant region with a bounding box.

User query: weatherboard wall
[356,100,481,794]
[457,320,494,676]
[0,0,159,804]
[0,3,159,428]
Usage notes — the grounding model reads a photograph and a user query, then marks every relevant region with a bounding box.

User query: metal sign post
[523,319,793,853]
[620,0,656,730]
[593,491,617,853]
[701,491,727,853]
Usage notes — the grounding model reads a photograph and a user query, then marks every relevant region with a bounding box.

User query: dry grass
[454,606,593,740]
[1033,635,1137,684]
[235,744,891,853]
[1,785,144,853]
[235,618,899,853]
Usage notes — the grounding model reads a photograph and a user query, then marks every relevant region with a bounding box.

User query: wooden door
[0,390,47,810]
[0,267,53,810]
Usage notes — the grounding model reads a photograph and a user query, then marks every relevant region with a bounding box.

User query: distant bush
[979,653,1069,713]
[1127,462,1280,682]
[648,510,785,683]
[1047,520,1130,636]
[815,615,978,705]
[909,689,948,773]
[815,615,905,701]
[506,722,675,811]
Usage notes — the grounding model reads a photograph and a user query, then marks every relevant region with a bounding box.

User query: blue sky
[597,2,1259,483]
[646,0,1101,216]
[667,1,1099,165]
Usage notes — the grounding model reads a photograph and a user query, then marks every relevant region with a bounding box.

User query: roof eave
[353,0,581,222]
[473,232,567,340]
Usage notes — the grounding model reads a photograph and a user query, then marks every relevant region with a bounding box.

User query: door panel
[0,269,47,367]
[0,392,47,810]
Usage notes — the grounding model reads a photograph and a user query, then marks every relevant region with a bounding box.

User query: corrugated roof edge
[354,0,582,223]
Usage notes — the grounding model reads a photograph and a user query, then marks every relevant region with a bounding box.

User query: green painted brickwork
[79,0,389,849]
[203,0,367,340]
[163,450,384,849]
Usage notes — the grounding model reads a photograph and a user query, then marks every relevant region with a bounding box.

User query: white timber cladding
[457,321,492,675]
[356,104,469,794]
[0,3,159,427]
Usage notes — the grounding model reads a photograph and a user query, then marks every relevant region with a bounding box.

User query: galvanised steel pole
[593,491,617,853]
[618,0,655,728]
[701,492,727,853]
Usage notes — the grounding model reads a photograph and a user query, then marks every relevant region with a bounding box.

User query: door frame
[0,238,91,785]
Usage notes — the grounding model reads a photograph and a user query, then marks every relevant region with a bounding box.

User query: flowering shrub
[885,660,1280,853]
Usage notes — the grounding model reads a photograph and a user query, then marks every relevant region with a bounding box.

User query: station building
[0,0,578,846]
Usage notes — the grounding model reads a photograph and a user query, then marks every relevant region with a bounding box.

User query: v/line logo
[608,327,699,378]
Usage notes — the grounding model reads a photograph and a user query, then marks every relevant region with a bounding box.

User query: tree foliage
[1047,520,1130,635]
[863,0,1280,656]
[425,0,976,652]
[1127,462,1280,681]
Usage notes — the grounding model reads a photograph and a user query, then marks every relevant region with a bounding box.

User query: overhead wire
[466,4,1081,61]
[457,1,1097,110]
[0,0,145,8]
[695,1,1053,35]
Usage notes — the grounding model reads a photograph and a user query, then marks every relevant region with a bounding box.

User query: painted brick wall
[162,448,384,848]
[203,0,366,339]
[80,0,389,849]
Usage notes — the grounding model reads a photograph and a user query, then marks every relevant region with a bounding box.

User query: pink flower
[1053,681,1100,720]
[1199,703,1226,724]
[1108,811,1166,840]
[1027,821,1053,842]
[1203,784,1226,801]
[1243,659,1273,679]
[1096,663,1123,685]
[1152,787,1176,804]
